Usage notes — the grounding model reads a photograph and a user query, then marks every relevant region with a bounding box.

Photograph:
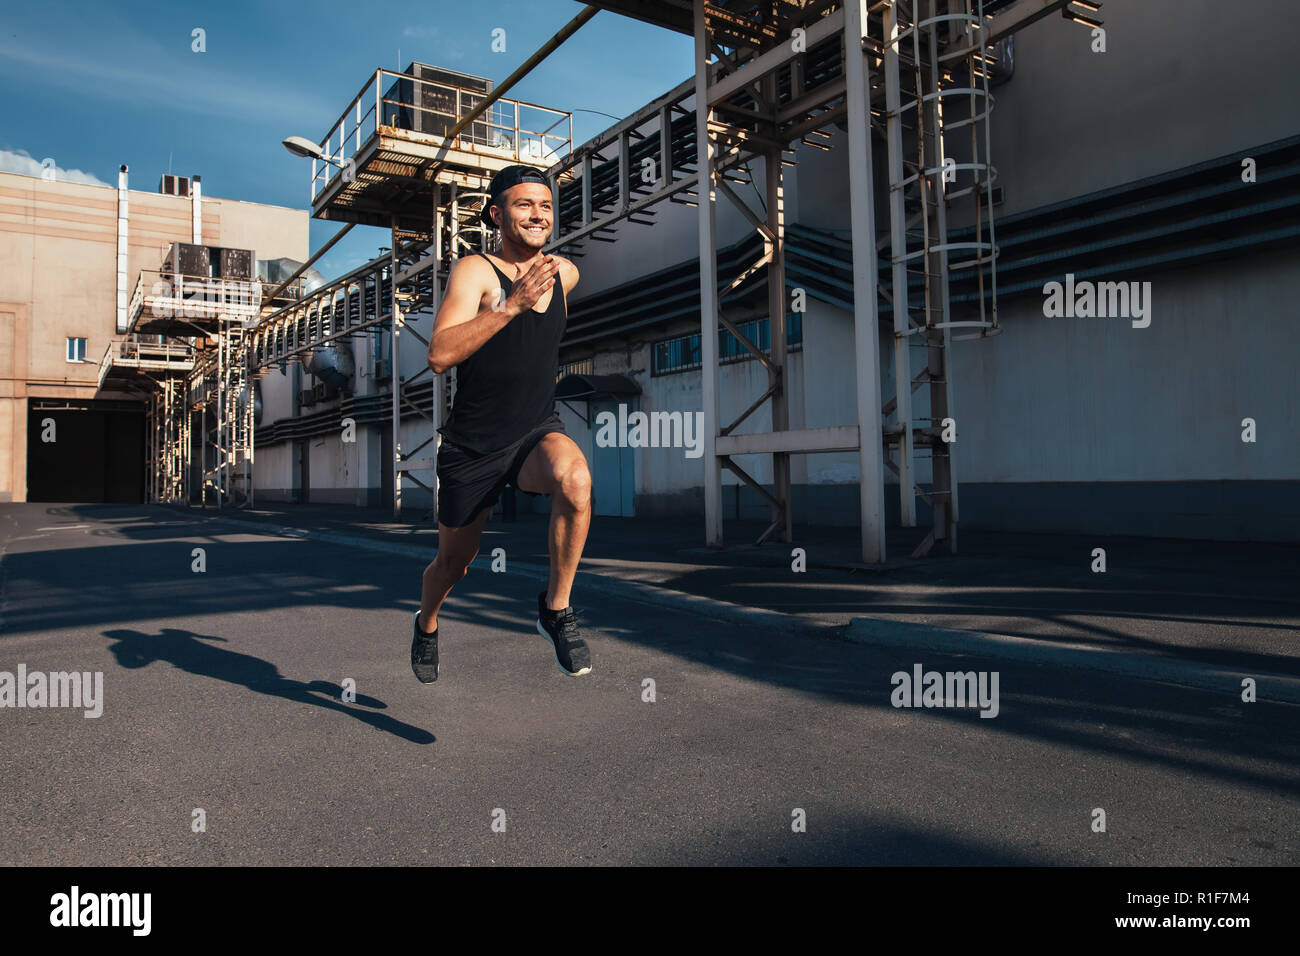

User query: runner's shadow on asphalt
[102,627,434,745]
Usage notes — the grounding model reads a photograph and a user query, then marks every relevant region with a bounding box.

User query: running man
[411,164,593,682]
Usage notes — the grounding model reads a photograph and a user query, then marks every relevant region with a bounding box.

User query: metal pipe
[116,166,129,334]
[191,175,202,244]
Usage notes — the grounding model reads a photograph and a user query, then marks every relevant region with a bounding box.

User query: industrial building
[547,0,1300,547]
[24,0,1300,556]
[0,171,306,504]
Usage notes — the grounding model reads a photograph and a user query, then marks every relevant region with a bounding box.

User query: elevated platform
[309,66,573,233]
[97,339,195,392]
[127,270,261,335]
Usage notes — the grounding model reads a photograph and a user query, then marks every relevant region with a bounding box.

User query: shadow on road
[36,501,1300,677]
[102,626,434,745]
[638,814,1047,866]
[3,504,1296,799]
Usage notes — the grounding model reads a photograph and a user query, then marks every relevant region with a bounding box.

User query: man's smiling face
[492,182,552,249]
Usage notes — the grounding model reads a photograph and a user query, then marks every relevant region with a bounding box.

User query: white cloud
[0,148,110,186]
[402,26,440,39]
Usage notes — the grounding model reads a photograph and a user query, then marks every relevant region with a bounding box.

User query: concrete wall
[990,0,1300,219]
[252,287,425,510]
[207,196,309,264]
[0,305,29,502]
[0,170,307,502]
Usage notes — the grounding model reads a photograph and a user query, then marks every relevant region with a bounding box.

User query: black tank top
[438,253,567,453]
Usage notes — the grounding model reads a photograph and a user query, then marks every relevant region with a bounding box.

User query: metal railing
[98,339,196,388]
[311,68,573,201]
[248,252,394,370]
[127,269,264,330]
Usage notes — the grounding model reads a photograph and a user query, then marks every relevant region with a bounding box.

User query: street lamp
[282,136,330,162]
[283,134,354,191]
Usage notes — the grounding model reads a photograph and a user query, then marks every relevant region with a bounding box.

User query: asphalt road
[1,503,1296,865]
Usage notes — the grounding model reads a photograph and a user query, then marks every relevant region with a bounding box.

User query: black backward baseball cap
[480,164,550,227]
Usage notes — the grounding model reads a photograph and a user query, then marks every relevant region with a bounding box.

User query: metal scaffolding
[120,266,262,508]
[551,0,1097,561]
[103,343,201,508]
[686,0,1008,561]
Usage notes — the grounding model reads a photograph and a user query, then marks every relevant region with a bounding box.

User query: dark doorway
[26,402,144,503]
[293,439,310,504]
[379,426,393,507]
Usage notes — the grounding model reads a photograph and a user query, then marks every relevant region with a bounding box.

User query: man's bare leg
[515,433,592,610]
[419,506,492,632]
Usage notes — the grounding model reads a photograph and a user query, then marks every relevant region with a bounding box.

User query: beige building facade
[0,169,307,502]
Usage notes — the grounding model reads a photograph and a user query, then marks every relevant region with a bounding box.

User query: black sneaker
[536,592,591,677]
[411,610,439,683]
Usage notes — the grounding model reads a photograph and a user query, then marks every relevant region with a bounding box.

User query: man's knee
[430,548,476,579]
[556,459,591,512]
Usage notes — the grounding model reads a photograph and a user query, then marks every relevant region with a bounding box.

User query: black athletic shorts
[436,411,566,528]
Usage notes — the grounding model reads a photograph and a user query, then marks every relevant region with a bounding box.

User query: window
[66,337,86,363]
[556,358,594,382]
[651,314,802,376]
[653,333,702,375]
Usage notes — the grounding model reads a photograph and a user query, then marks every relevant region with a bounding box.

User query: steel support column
[925,0,956,553]
[844,0,888,563]
[391,214,402,516]
[215,320,225,508]
[694,0,723,547]
[764,142,791,544]
[430,200,444,521]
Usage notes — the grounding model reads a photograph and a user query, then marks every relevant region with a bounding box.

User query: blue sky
[0,0,693,277]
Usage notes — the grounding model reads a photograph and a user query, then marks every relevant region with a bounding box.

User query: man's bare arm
[426,259,514,375]
[427,256,559,374]
[554,255,580,295]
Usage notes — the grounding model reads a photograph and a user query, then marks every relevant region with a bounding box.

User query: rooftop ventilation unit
[161,242,255,279]
[159,174,190,196]
[385,63,494,145]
